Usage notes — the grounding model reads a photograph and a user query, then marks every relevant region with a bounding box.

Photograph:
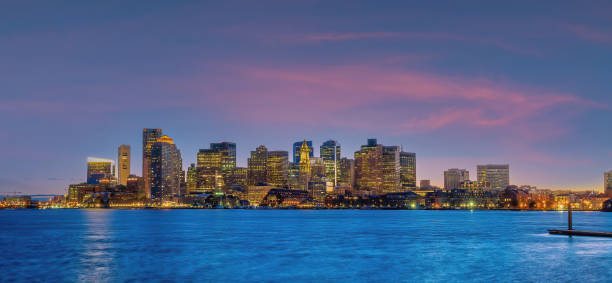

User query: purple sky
[1,1,611,194]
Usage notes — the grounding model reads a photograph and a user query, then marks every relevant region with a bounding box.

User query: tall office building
[196,143,234,192]
[150,135,182,202]
[400,152,416,190]
[117,145,130,186]
[320,140,341,187]
[86,157,114,184]
[186,164,198,194]
[287,162,301,189]
[143,128,162,199]
[309,157,326,183]
[381,145,401,193]
[354,139,383,193]
[354,139,402,194]
[605,171,612,197]
[444,168,469,190]
[247,145,268,185]
[293,140,313,164]
[266,151,289,187]
[226,167,248,188]
[338,158,355,188]
[210,142,237,172]
[353,139,402,194]
[477,164,509,190]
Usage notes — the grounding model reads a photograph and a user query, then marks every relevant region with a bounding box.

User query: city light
[3,130,609,211]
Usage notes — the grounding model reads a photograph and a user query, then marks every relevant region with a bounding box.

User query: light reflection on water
[1,210,611,282]
[78,210,114,283]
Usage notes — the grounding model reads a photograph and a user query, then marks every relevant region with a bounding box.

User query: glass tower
[320,140,341,187]
[150,135,182,202]
[142,128,162,199]
[400,152,416,190]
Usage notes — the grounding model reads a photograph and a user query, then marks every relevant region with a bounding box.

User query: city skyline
[8,127,610,211]
[2,1,612,194]
[5,129,612,195]
[22,127,612,195]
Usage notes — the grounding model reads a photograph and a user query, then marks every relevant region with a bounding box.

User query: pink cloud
[566,24,612,44]
[289,31,540,55]
[298,31,463,42]
[172,63,595,140]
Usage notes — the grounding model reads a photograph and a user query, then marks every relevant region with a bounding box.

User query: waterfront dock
[548,199,612,238]
[548,229,612,238]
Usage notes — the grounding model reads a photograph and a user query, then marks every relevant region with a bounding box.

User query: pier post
[568,199,573,231]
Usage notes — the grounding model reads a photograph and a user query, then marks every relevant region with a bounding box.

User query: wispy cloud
[287,31,540,55]
[297,31,462,42]
[172,63,596,140]
[565,24,612,44]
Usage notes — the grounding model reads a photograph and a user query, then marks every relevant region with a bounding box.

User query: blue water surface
[1,210,611,282]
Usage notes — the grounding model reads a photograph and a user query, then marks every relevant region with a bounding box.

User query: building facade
[477,164,510,190]
[338,158,355,188]
[266,151,289,187]
[354,139,383,194]
[298,141,312,190]
[247,145,268,185]
[118,145,130,186]
[400,152,416,191]
[605,171,612,197]
[381,146,401,194]
[195,142,236,192]
[293,140,313,164]
[86,157,114,185]
[444,168,470,190]
[210,142,237,173]
[150,135,182,202]
[142,128,162,199]
[320,140,341,187]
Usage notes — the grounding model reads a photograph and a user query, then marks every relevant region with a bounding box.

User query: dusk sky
[2,1,611,194]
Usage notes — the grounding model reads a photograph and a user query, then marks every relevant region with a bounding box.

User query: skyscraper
[196,144,225,192]
[354,139,384,194]
[477,164,510,190]
[86,157,114,184]
[150,135,182,202]
[186,164,198,194]
[247,145,268,185]
[400,152,416,190]
[266,151,289,187]
[309,157,326,183]
[381,145,401,194]
[287,162,301,189]
[320,140,341,187]
[210,142,237,172]
[338,158,355,188]
[444,168,469,190]
[293,140,313,164]
[142,128,162,199]
[118,145,130,186]
[605,171,612,197]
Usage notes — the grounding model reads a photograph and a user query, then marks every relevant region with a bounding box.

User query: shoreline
[0,207,607,212]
